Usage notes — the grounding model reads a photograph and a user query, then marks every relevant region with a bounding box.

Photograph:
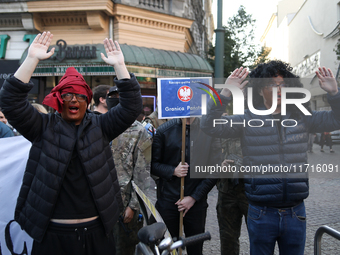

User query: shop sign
[51,39,97,62]
[157,69,186,77]
[32,64,116,76]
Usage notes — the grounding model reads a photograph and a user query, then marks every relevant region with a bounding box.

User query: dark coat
[151,118,221,203]
[201,92,340,206]
[0,74,142,242]
[0,121,14,138]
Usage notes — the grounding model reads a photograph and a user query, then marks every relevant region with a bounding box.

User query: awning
[20,42,213,78]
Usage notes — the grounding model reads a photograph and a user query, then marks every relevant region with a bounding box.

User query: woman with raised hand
[0,31,142,255]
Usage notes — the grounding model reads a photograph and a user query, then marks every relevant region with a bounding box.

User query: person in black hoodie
[0,31,142,255]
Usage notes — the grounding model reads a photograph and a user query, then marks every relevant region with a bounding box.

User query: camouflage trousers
[113,210,143,255]
[216,181,249,255]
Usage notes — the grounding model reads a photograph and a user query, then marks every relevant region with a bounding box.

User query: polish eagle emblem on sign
[178,86,193,102]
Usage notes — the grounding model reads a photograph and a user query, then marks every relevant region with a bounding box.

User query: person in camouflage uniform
[106,86,153,255]
[142,105,167,198]
[143,106,167,129]
[217,137,248,255]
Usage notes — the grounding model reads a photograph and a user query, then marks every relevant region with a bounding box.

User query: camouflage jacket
[144,107,167,129]
[217,138,243,193]
[111,120,152,211]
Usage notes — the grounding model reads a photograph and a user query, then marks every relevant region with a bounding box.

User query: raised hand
[221,67,249,97]
[101,39,125,67]
[15,31,55,83]
[28,32,55,61]
[315,67,338,96]
[101,38,130,80]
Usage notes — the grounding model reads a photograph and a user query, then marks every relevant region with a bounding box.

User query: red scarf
[42,67,93,113]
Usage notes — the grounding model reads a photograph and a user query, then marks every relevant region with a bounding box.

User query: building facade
[0,0,214,112]
[260,0,340,110]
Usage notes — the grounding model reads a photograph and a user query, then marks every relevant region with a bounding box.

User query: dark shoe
[321,149,324,152]
[330,150,335,153]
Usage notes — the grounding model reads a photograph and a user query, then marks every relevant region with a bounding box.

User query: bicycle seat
[137,222,167,245]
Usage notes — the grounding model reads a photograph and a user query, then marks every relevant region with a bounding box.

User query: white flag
[0,136,33,255]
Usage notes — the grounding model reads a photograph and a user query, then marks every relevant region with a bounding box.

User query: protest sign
[157,77,213,119]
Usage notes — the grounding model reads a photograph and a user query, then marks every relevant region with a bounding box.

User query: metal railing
[314,225,340,255]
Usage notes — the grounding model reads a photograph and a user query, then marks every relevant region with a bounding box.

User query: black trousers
[31,218,116,255]
[217,182,249,255]
[113,210,143,255]
[156,199,208,255]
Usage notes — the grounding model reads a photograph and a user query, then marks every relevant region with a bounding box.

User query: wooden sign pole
[179,118,186,255]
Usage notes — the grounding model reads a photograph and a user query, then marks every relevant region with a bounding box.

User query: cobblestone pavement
[203,144,340,255]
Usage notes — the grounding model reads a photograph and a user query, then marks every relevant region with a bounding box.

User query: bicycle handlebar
[180,231,211,248]
[136,223,211,255]
[161,231,211,254]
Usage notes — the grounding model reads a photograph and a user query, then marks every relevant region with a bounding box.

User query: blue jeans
[247,202,306,255]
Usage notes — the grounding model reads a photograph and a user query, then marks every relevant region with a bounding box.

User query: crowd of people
[0,31,339,255]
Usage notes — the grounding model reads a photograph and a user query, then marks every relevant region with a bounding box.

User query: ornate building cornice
[26,0,114,16]
[115,14,186,33]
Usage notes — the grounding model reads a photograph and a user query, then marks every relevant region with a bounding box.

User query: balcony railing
[139,0,164,9]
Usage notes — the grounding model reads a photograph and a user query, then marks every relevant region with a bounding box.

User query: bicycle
[134,222,211,255]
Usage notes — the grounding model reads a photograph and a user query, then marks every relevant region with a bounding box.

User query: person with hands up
[201,60,340,255]
[0,32,142,255]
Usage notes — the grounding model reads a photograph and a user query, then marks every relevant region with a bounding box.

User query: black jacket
[0,121,14,138]
[151,118,221,203]
[0,74,142,242]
